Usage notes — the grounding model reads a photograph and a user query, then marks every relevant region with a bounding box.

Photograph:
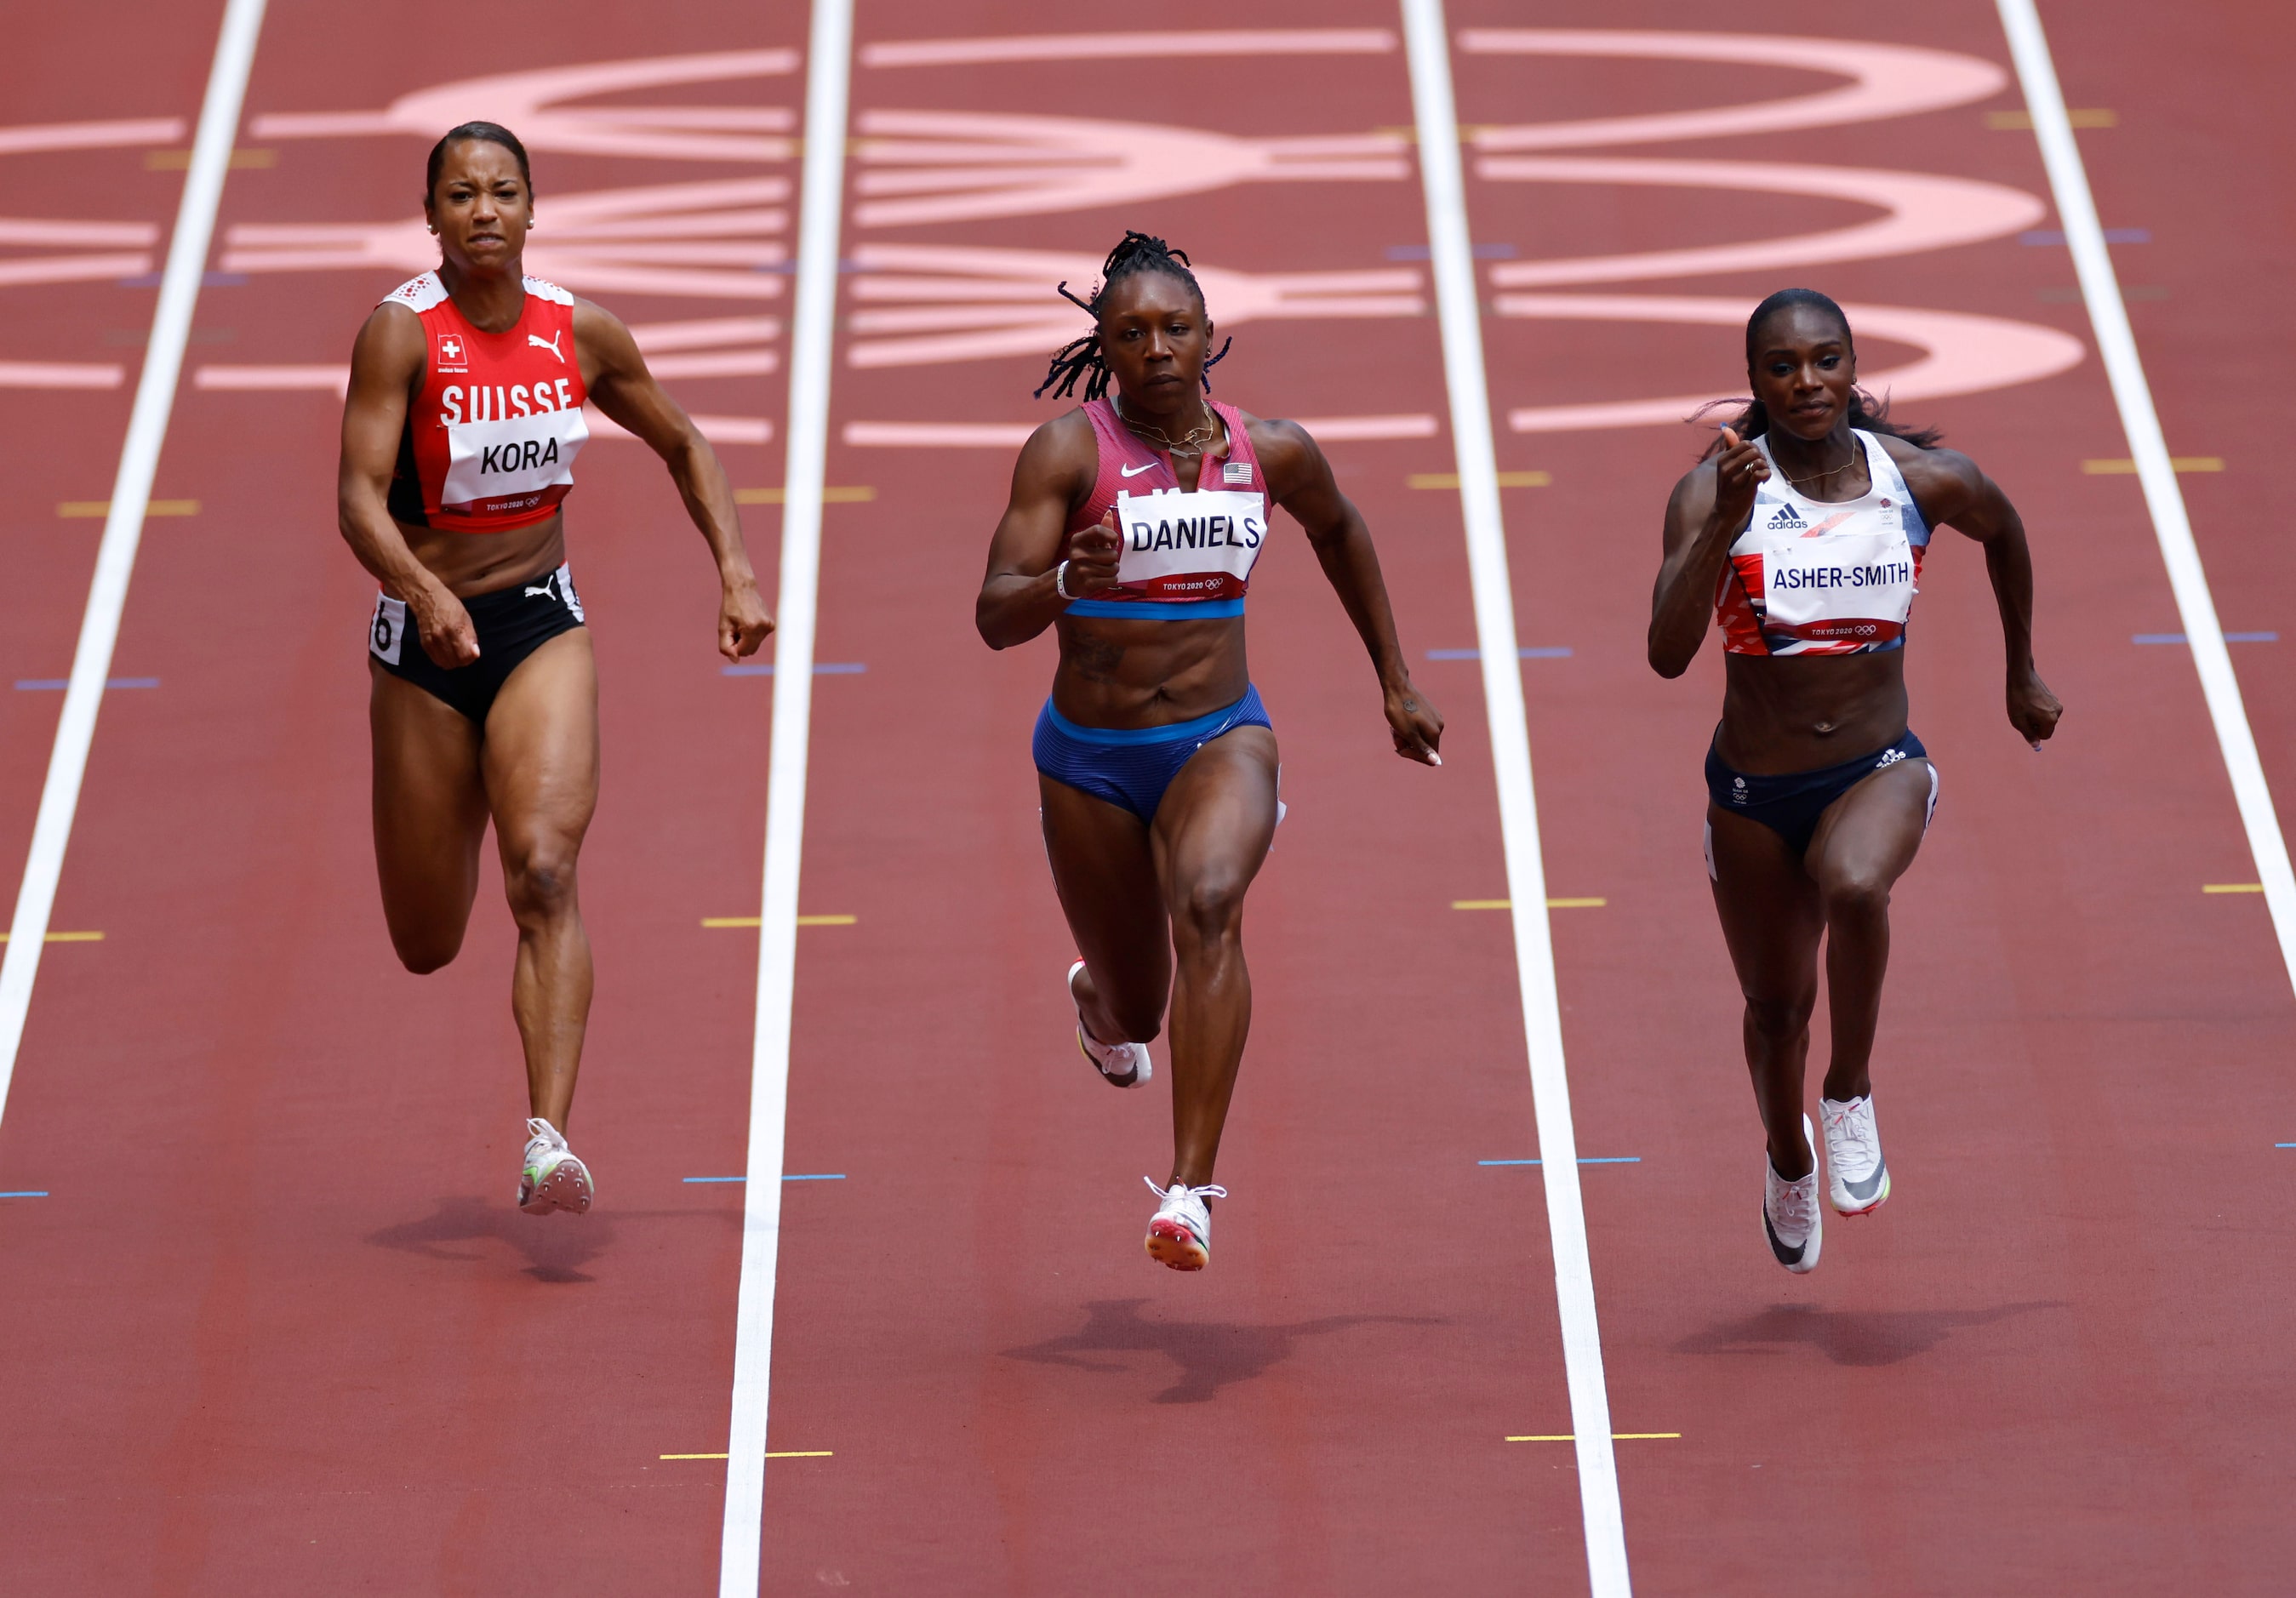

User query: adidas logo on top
[1768,502,1808,530]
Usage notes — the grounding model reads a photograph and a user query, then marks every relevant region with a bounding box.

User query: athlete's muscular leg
[1040,777,1170,1045]
[1152,728,1280,1189]
[480,630,600,1128]
[1707,808,1825,1179]
[1803,760,1933,1104]
[368,663,488,973]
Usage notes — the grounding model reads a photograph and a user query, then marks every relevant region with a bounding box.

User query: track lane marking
[672,1451,831,1460]
[1454,898,1605,910]
[0,0,268,1139]
[718,0,854,1591]
[702,915,855,927]
[1996,0,2296,1004]
[1508,1433,1679,1442]
[57,499,199,517]
[1400,3,1630,1590]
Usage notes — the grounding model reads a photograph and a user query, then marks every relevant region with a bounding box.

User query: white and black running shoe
[1144,1176,1225,1271]
[1069,961,1151,1087]
[1762,1115,1822,1273]
[1820,1093,1891,1216]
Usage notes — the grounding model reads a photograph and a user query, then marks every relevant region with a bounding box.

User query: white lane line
[1995,0,2296,996]
[717,0,852,1590]
[1397,3,1631,1593]
[0,0,269,1130]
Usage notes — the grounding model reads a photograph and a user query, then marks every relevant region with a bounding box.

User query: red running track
[2,3,2293,1594]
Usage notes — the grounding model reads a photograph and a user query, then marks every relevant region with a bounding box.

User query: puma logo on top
[1768,502,1808,530]
[528,330,565,364]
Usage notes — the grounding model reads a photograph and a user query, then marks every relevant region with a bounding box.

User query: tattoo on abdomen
[1071,634,1126,683]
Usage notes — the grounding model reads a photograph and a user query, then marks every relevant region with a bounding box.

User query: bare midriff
[1048,614,1248,729]
[1716,650,1910,773]
[395,510,568,598]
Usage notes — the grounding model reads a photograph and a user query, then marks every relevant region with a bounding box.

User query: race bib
[1113,487,1266,599]
[369,594,407,664]
[1762,530,1915,646]
[442,406,588,516]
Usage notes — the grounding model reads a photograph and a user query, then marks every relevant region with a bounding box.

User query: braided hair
[1035,231,1233,402]
[1696,287,1942,458]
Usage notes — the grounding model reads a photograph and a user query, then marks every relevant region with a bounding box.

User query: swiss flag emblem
[435,333,467,372]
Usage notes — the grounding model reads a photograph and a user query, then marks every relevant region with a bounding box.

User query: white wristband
[1054,560,1073,600]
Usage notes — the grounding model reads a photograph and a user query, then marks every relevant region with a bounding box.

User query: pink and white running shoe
[518,1117,594,1215]
[1070,961,1151,1087]
[1144,1176,1226,1271]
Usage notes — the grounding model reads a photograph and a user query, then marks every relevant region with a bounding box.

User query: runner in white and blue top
[978,232,1443,1272]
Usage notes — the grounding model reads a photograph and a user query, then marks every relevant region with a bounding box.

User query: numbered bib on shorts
[369,594,408,664]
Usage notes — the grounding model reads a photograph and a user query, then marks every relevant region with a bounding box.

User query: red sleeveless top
[1063,398,1269,618]
[380,271,589,533]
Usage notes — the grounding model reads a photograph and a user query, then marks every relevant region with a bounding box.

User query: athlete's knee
[1174,870,1248,945]
[1743,992,1813,1043]
[1818,863,1892,921]
[502,842,581,922]
[390,927,464,975]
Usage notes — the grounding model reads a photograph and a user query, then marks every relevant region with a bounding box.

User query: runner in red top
[337,123,774,1214]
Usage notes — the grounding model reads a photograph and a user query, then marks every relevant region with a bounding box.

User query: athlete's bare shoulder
[1874,431,1985,515]
[1665,452,1723,530]
[1237,410,1321,497]
[348,300,426,387]
[1014,405,1099,484]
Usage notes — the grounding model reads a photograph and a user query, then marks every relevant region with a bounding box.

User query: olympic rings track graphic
[2,3,2294,1594]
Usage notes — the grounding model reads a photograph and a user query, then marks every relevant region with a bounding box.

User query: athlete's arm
[976,412,1112,649]
[574,300,773,661]
[1254,416,1442,765]
[337,304,478,668]
[1890,440,2063,746]
[1650,427,1768,679]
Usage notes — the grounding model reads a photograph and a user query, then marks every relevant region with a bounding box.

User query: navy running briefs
[1705,728,1929,857]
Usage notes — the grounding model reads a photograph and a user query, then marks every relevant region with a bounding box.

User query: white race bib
[1762,531,1916,639]
[442,408,588,512]
[1113,487,1266,594]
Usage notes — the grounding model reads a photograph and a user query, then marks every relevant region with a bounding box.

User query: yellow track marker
[734,486,876,505]
[1410,471,1550,489]
[60,499,199,518]
[701,915,856,927]
[1987,108,2114,129]
[2204,883,2265,893]
[145,147,277,168]
[1372,123,1499,142]
[1507,1433,1680,1442]
[0,931,103,944]
[1453,899,1605,910]
[660,1451,831,1459]
[2082,457,2222,475]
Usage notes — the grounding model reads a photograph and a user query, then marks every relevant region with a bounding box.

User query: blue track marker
[2276,1144,2296,1149]
[1427,647,1572,660]
[2133,632,2276,645]
[0,1190,49,1198]
[2021,228,2149,245]
[722,663,866,676]
[1388,243,1516,260]
[14,677,159,690]
[1479,1157,1640,1167]
[119,270,246,288]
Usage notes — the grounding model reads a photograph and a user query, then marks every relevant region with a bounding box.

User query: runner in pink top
[976,233,1444,1271]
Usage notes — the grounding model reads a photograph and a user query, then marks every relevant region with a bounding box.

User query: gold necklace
[1774,440,1859,488]
[1114,396,1222,458]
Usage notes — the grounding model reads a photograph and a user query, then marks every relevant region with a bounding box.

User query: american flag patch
[1222,459,1253,485]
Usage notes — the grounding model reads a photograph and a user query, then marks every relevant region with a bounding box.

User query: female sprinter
[1648,288,2060,1273]
[978,232,1443,1272]
[338,123,773,1215]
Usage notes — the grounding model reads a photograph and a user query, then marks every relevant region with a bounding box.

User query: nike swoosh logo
[1120,462,1155,478]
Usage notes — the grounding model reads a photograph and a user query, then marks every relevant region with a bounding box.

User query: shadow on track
[1675,1300,2064,1367]
[1003,1297,1445,1404]
[365,1195,620,1283]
